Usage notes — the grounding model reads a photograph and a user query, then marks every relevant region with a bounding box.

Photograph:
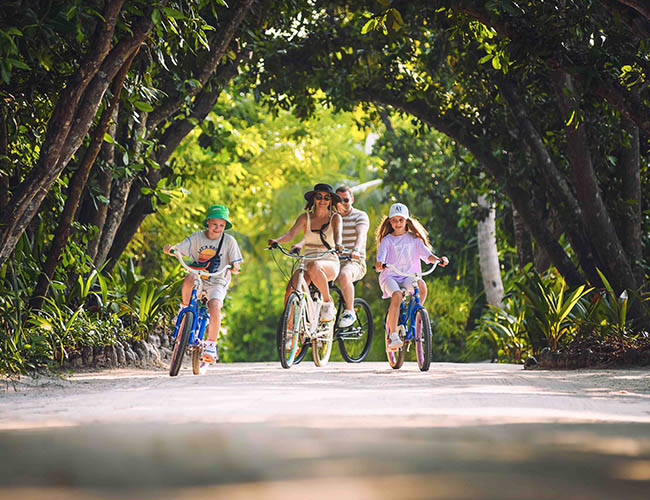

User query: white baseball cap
[388,203,409,219]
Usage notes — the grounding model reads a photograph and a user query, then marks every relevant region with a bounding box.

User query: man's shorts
[339,259,366,282]
[379,275,418,299]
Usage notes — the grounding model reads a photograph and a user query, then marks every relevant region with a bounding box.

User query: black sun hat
[303,183,342,204]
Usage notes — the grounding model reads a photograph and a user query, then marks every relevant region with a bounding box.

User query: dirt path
[1,362,649,499]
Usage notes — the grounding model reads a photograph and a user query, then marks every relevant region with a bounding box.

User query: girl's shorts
[379,275,418,299]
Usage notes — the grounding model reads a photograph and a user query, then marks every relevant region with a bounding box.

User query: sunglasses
[340,198,350,203]
[315,194,331,201]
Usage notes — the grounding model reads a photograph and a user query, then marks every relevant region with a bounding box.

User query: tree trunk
[103,86,225,272]
[365,91,585,286]
[512,207,533,269]
[0,109,8,211]
[94,111,147,268]
[87,105,119,262]
[552,70,637,294]
[147,0,256,130]
[616,0,650,21]
[618,117,643,284]
[499,79,603,285]
[29,52,135,309]
[477,194,504,307]
[0,2,162,269]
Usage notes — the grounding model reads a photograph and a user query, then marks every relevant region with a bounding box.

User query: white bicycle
[269,243,338,368]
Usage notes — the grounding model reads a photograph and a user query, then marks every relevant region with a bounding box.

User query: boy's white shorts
[204,283,227,303]
[379,276,418,299]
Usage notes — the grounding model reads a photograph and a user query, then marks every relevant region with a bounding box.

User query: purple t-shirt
[377,233,433,282]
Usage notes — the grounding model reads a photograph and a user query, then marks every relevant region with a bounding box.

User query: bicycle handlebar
[267,243,338,260]
[383,260,440,278]
[169,248,232,278]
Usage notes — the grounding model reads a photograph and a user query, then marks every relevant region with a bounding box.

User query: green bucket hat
[204,204,232,230]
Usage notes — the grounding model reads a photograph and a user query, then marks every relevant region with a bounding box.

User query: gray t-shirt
[176,231,243,286]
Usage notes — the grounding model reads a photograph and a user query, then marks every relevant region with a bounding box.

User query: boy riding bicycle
[163,204,243,363]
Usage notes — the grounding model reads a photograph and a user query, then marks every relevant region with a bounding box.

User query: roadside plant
[517,272,592,351]
[470,303,532,363]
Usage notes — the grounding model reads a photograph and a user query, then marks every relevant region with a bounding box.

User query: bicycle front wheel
[312,321,334,367]
[277,292,302,369]
[169,310,193,377]
[191,346,209,375]
[338,298,373,363]
[414,308,432,372]
[384,310,405,369]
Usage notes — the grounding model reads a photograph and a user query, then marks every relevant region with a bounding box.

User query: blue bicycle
[167,248,231,377]
[382,261,441,371]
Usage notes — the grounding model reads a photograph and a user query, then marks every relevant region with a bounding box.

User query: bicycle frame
[385,261,440,344]
[399,288,425,344]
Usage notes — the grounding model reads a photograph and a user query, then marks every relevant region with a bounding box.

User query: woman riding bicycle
[268,183,343,322]
[375,203,448,350]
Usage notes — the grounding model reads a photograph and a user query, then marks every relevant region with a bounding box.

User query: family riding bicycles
[163,190,447,376]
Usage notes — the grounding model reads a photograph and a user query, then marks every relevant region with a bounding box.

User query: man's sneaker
[339,309,357,328]
[320,301,336,322]
[202,341,218,363]
[388,330,403,350]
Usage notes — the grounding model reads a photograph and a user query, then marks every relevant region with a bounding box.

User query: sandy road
[1,362,650,499]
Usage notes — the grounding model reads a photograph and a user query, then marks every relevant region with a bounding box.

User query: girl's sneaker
[202,341,218,363]
[388,329,403,350]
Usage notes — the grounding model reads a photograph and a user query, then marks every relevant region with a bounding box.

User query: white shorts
[199,277,230,303]
[379,275,418,299]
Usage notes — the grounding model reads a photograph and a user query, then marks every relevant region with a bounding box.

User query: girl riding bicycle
[163,204,243,363]
[268,183,343,322]
[375,203,448,350]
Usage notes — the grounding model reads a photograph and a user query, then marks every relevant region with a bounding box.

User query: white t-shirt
[175,231,243,286]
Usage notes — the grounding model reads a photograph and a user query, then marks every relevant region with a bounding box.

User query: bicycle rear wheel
[414,308,432,372]
[169,310,193,377]
[338,298,373,363]
[277,292,302,369]
[384,310,405,369]
[312,321,334,366]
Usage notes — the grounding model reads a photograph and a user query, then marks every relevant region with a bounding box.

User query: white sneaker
[388,331,403,350]
[320,301,336,322]
[338,309,356,328]
[202,341,218,363]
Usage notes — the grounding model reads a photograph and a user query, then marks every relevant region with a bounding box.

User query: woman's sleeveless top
[304,212,335,249]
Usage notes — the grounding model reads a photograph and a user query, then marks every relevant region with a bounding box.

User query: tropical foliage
[1,0,648,373]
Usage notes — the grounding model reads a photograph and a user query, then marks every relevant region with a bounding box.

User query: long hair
[375,216,432,250]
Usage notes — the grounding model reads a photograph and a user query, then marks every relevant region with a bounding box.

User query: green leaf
[162,7,186,20]
[134,101,154,112]
[479,54,493,64]
[103,133,114,144]
[6,58,29,70]
[361,18,376,35]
